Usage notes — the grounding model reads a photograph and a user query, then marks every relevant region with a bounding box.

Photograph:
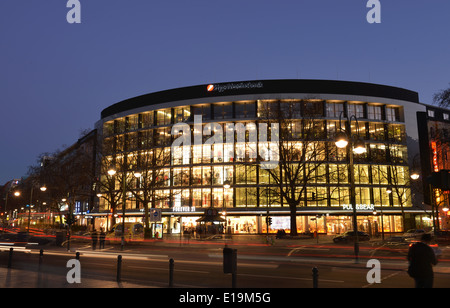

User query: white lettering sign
[173,206,196,213]
[342,204,375,211]
[207,82,263,93]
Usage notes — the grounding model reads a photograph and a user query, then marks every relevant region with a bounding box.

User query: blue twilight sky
[0,0,449,185]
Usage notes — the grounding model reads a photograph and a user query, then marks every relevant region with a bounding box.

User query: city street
[1,234,449,288]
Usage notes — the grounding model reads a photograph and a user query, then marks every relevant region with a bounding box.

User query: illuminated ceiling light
[223,180,231,189]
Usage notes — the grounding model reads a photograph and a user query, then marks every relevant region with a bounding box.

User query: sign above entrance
[172,206,196,213]
[342,204,375,211]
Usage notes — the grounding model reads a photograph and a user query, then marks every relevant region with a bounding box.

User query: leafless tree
[433,83,450,108]
[255,99,333,236]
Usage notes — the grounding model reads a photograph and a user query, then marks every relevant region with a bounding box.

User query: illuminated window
[386,107,400,122]
[127,115,138,131]
[141,112,153,128]
[192,104,211,120]
[280,100,302,118]
[156,109,172,125]
[354,165,370,184]
[348,103,364,118]
[174,107,190,123]
[236,187,256,207]
[213,103,233,120]
[192,189,202,207]
[367,105,382,120]
[103,121,114,137]
[235,101,256,119]
[369,122,385,141]
[355,187,371,206]
[326,102,344,118]
[329,187,349,206]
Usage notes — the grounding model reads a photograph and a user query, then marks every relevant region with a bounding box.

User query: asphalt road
[1,237,449,288]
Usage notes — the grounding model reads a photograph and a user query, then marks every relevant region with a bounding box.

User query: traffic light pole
[265,214,272,235]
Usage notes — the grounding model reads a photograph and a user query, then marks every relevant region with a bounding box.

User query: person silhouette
[407,233,438,288]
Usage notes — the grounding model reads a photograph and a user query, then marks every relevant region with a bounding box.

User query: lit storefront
[94,79,427,235]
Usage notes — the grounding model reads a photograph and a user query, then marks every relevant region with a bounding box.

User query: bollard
[117,255,122,282]
[312,267,319,288]
[223,247,237,288]
[76,252,80,260]
[169,258,174,287]
[7,248,13,268]
[39,249,44,268]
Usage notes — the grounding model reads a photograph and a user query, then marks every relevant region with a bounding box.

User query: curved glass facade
[96,81,420,235]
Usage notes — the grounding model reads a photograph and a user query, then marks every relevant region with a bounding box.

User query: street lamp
[334,131,349,149]
[107,164,127,251]
[410,172,420,181]
[353,140,367,155]
[334,112,366,263]
[386,186,393,195]
[108,168,117,176]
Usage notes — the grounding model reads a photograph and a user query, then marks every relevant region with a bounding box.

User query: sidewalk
[0,266,152,288]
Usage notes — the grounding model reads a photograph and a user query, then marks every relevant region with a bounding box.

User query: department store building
[93,79,429,236]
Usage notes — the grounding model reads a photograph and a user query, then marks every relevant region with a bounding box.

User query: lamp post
[3,189,20,231]
[335,112,366,263]
[108,165,126,251]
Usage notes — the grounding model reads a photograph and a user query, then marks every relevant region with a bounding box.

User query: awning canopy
[196,207,226,222]
[196,215,226,223]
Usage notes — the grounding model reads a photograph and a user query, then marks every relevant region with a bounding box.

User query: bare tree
[27,134,95,251]
[255,99,331,236]
[433,83,450,108]
[127,129,172,234]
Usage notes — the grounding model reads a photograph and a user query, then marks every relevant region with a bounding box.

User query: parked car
[402,229,426,239]
[333,231,370,243]
[107,223,145,241]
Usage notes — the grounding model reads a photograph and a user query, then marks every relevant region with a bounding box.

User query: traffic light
[266,216,272,226]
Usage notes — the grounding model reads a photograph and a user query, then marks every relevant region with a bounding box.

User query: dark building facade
[417,105,450,230]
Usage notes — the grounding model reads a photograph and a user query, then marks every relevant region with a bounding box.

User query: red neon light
[431,141,439,172]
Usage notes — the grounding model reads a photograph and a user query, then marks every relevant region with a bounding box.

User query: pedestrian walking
[91,229,98,250]
[99,229,106,249]
[407,233,438,288]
